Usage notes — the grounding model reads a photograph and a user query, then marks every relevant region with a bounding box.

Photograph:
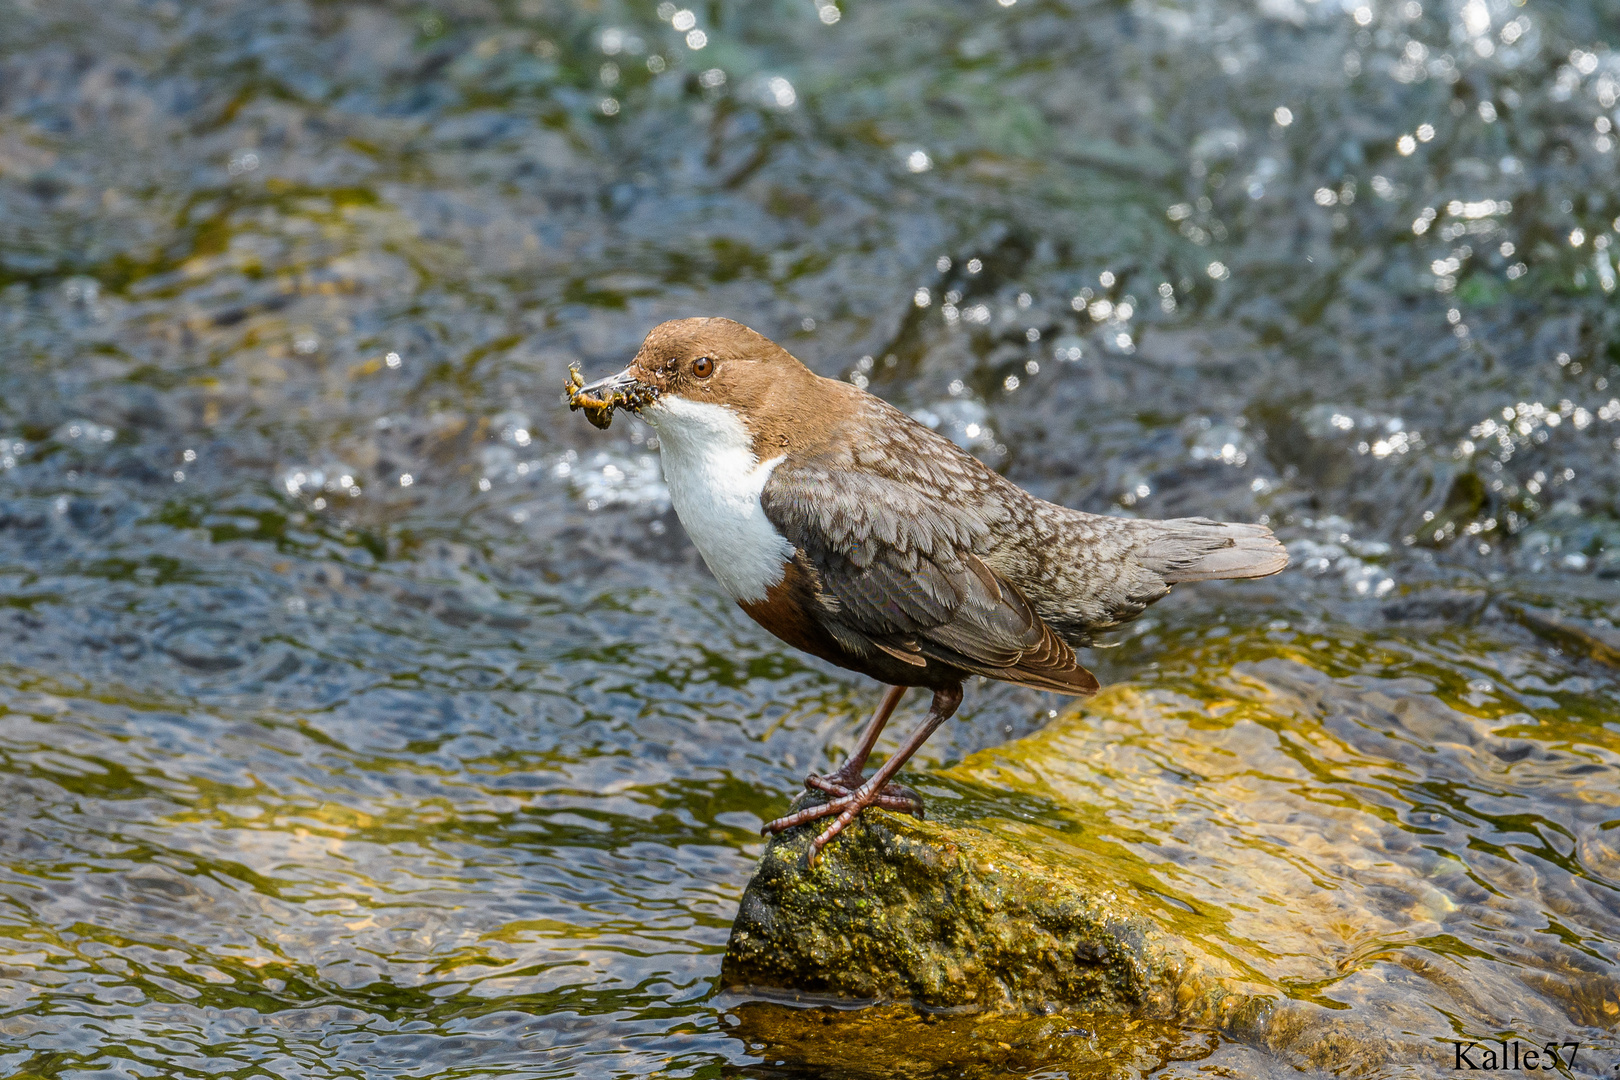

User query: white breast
[644,396,795,603]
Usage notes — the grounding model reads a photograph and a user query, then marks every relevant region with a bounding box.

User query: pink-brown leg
[809,684,907,794]
[762,684,963,864]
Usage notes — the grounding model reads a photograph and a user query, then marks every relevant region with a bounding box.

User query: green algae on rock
[723,803,1178,1014]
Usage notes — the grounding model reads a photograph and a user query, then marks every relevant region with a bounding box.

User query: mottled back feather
[760,394,1286,676]
[762,459,1099,695]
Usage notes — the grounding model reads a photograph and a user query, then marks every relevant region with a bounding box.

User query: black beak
[565,365,657,430]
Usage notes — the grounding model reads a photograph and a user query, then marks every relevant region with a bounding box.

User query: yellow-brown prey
[565,363,656,430]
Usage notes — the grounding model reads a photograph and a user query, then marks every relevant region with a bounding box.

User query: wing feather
[761,457,1097,696]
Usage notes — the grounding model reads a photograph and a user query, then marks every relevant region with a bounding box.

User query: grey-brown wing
[761,459,1097,695]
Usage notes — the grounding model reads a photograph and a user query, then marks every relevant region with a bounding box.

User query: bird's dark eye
[692,356,714,378]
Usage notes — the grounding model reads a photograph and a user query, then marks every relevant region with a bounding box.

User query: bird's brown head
[567,317,831,449]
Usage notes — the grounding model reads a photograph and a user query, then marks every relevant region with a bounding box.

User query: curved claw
[804,774,853,797]
[808,802,867,865]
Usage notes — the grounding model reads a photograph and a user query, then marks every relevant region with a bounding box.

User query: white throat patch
[644,396,795,603]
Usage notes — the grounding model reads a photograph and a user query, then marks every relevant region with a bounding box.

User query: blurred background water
[0,0,1617,1076]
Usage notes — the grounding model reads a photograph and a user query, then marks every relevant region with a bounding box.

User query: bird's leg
[803,685,923,817]
[806,684,906,794]
[763,684,963,863]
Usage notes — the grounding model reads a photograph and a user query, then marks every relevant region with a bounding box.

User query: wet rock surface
[724,806,1436,1076]
[724,805,1167,1014]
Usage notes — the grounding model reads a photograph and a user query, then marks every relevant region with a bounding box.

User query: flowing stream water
[1,0,1618,1076]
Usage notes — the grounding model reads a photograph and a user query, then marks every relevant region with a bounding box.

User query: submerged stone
[721,1001,1240,1080]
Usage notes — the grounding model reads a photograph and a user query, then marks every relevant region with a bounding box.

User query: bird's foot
[802,772,923,818]
[803,761,864,795]
[802,760,923,809]
[761,779,925,865]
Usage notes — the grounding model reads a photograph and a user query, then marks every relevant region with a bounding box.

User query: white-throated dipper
[568,317,1287,862]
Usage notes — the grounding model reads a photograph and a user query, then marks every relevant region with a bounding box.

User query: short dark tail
[1138,519,1289,583]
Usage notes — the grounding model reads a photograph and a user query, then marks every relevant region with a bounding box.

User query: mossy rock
[717,648,1517,1075]
[722,799,1424,1076]
[724,800,1204,1015]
